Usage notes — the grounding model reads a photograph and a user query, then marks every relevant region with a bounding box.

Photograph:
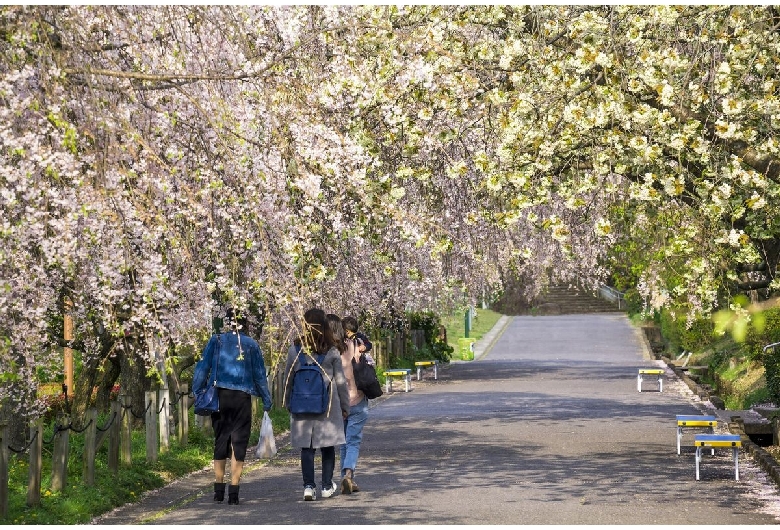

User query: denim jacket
[192,332,273,411]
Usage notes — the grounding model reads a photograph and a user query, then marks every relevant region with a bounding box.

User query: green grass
[3,407,290,524]
[441,308,504,353]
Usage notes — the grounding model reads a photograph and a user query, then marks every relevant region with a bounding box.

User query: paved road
[95,314,780,525]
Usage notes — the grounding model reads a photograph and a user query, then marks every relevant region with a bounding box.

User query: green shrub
[743,308,780,404]
[407,311,453,363]
[658,308,716,353]
[623,288,645,316]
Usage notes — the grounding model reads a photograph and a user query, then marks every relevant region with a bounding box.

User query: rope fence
[0,384,214,517]
[0,355,305,518]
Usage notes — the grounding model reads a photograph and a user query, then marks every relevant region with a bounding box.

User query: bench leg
[695,446,701,480]
[677,426,682,455]
[386,379,391,393]
[433,364,438,380]
[637,374,643,392]
[734,447,740,480]
[417,367,422,381]
[404,375,410,392]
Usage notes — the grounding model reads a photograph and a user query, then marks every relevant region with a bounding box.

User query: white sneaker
[303,486,316,501]
[320,481,338,498]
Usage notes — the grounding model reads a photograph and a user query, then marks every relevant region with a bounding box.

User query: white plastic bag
[256,411,277,459]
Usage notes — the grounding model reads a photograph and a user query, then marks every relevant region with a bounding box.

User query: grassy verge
[3,407,290,524]
[683,340,771,410]
[441,308,504,353]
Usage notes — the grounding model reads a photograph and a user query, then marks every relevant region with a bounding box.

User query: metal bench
[637,368,664,392]
[382,368,412,393]
[414,360,438,381]
[694,434,742,480]
[676,415,717,455]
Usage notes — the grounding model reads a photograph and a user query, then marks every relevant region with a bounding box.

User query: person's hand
[342,410,349,420]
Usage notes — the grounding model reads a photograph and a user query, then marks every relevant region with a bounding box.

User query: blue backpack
[289,352,330,415]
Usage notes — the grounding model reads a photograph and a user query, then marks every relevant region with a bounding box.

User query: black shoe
[228,484,240,505]
[214,482,226,503]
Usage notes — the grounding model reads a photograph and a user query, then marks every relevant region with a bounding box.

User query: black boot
[228,484,240,505]
[214,482,226,503]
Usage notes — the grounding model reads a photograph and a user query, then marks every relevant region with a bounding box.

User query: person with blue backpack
[283,307,349,501]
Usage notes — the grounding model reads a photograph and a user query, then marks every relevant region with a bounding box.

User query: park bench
[637,368,664,392]
[676,414,717,455]
[383,368,412,393]
[694,434,742,480]
[414,360,438,381]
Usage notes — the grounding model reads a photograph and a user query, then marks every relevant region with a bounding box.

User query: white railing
[598,285,625,310]
[763,342,780,355]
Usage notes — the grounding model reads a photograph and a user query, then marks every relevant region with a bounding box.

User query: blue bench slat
[695,434,740,442]
[677,415,717,422]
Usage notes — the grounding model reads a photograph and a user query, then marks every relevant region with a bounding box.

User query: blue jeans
[340,396,369,476]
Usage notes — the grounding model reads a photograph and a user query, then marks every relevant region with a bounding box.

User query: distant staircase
[530,284,623,315]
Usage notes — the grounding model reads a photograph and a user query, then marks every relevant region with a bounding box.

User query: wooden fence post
[145,391,158,464]
[83,408,97,486]
[27,418,43,507]
[273,368,285,410]
[410,329,425,352]
[178,384,189,447]
[51,414,70,492]
[158,388,169,454]
[120,394,132,467]
[0,424,8,519]
[108,400,120,473]
[379,338,387,368]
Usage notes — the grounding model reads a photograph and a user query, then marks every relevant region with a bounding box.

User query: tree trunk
[119,337,153,426]
[71,334,120,421]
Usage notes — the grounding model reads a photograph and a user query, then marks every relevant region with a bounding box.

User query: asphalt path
[94,313,780,525]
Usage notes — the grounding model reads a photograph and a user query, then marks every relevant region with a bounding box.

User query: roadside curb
[473,315,513,360]
[447,315,512,364]
[91,432,292,524]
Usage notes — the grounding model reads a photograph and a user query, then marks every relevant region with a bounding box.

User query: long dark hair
[325,313,346,354]
[224,307,249,334]
[302,308,331,354]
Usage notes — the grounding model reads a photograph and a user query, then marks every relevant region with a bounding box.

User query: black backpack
[289,352,330,415]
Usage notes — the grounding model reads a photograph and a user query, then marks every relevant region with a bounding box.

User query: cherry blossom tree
[1,5,779,425]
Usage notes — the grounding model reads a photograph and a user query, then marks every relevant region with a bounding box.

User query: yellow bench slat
[638,369,664,374]
[695,440,741,447]
[678,420,717,427]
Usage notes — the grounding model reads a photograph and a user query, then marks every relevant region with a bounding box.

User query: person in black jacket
[342,316,373,363]
[338,315,374,493]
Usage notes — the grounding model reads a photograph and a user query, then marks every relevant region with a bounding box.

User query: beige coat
[284,345,349,449]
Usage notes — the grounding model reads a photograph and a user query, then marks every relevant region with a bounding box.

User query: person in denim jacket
[193,309,272,506]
